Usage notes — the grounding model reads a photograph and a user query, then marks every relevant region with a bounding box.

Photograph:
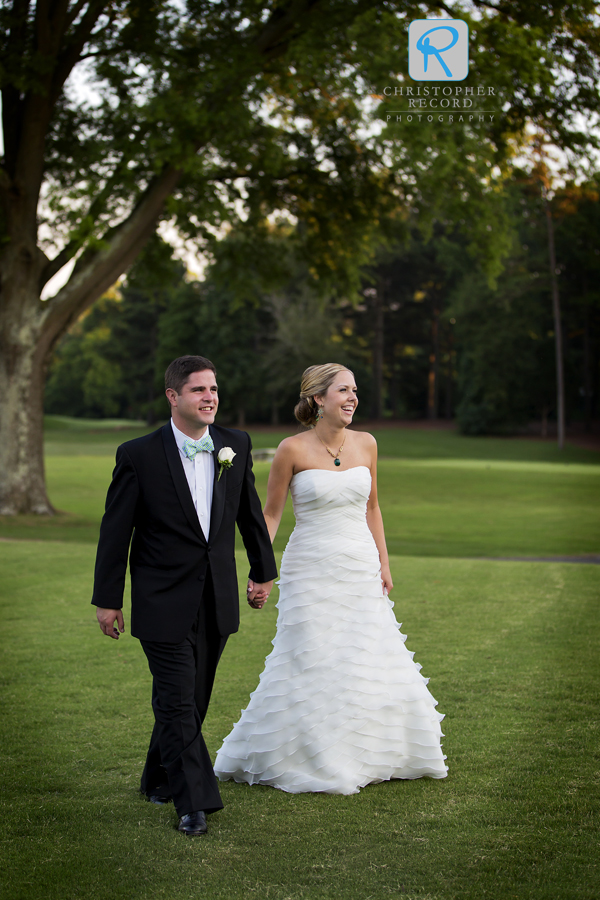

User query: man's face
[166,369,219,435]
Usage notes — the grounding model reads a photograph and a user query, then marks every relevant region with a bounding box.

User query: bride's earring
[316,405,324,421]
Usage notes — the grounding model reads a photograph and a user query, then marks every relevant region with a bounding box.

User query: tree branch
[76,48,113,59]
[3,1,105,221]
[64,0,89,31]
[40,163,182,345]
[2,1,30,174]
[428,0,458,16]
[469,0,505,13]
[253,0,323,58]
[50,0,107,103]
[34,0,53,55]
[10,0,31,35]
[34,0,329,340]
[35,0,399,345]
[40,153,131,288]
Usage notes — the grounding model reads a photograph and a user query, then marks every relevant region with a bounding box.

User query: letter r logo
[409,19,469,81]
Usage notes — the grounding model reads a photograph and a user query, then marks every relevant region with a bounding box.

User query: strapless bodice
[289,465,371,528]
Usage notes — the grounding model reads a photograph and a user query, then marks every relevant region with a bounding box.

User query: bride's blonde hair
[294,363,355,428]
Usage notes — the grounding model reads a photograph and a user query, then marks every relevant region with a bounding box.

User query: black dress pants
[139,575,228,816]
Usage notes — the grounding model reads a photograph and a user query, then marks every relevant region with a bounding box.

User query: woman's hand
[247,579,273,609]
[381,565,393,596]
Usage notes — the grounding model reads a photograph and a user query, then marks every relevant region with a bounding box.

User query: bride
[214,363,447,794]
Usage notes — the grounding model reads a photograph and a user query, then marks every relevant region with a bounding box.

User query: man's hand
[96,607,125,639]
[246,579,273,610]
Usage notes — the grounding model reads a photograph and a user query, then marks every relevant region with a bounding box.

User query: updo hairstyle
[294,363,355,428]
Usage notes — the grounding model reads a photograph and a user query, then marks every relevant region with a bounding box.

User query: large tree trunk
[0,346,52,515]
[0,160,57,513]
[0,288,54,514]
[0,163,181,514]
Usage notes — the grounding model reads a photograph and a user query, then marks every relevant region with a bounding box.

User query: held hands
[96,607,125,639]
[247,579,273,610]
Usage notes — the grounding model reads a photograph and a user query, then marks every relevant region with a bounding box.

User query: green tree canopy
[2,0,600,512]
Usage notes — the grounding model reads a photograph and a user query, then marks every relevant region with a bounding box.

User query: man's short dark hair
[164,356,217,394]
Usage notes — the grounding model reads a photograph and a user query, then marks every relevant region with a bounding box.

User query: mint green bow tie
[182,434,214,460]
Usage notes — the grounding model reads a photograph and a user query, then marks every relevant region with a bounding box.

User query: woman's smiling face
[317,370,358,425]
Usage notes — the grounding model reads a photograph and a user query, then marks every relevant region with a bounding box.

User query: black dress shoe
[178,810,208,836]
[142,790,172,805]
[148,793,172,805]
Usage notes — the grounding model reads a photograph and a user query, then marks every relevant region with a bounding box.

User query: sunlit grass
[2,448,598,560]
[0,543,598,900]
[42,414,600,465]
[1,418,598,899]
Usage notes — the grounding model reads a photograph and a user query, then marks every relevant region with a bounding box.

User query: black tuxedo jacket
[91,422,277,643]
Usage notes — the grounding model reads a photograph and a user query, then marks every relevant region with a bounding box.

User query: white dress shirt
[171,419,214,541]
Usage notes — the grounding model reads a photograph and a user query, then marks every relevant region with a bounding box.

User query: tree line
[46,170,600,434]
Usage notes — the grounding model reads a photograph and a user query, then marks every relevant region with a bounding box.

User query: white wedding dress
[214,466,448,794]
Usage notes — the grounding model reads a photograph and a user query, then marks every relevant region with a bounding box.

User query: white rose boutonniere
[217,447,236,481]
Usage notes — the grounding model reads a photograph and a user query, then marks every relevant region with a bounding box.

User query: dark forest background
[45,171,600,435]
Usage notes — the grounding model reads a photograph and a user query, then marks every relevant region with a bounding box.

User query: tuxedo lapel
[161,423,207,543]
[209,425,226,539]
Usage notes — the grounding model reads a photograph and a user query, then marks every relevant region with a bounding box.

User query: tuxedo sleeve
[236,435,278,584]
[91,445,139,609]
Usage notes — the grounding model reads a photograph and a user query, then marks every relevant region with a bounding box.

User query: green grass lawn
[1,416,598,558]
[0,543,598,900]
[42,414,600,464]
[0,416,598,899]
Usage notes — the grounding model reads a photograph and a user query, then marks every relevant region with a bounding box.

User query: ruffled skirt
[214,520,448,794]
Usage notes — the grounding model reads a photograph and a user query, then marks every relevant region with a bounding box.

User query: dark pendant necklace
[316,432,346,467]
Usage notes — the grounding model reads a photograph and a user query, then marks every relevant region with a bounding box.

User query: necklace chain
[315,430,346,465]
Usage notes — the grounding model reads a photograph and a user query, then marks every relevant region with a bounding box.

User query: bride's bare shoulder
[350,430,377,449]
[271,432,313,473]
[276,432,310,456]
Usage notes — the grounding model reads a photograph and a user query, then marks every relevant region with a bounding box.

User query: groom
[92,355,276,836]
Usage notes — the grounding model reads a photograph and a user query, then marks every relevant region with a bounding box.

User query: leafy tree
[111,236,188,423]
[47,224,347,425]
[551,179,600,432]
[0,0,411,513]
[191,224,345,426]
[46,236,194,420]
[451,174,600,435]
[354,237,460,420]
[453,273,550,435]
[2,0,599,511]
[341,169,600,434]
[47,183,600,432]
[45,293,124,418]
